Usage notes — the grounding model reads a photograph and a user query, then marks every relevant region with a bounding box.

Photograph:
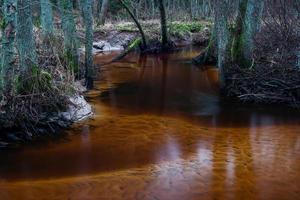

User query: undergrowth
[0,31,79,142]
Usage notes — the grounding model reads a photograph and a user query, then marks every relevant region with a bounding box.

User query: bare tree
[99,0,109,25]
[158,0,168,49]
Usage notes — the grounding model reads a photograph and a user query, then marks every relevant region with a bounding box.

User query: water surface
[0,46,300,200]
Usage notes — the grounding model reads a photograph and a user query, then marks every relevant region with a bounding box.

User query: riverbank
[0,30,94,149]
[223,23,300,108]
[0,20,211,149]
[0,83,92,149]
[78,20,211,55]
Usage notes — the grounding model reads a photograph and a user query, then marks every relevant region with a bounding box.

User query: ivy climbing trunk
[58,0,79,74]
[158,0,168,49]
[40,0,54,38]
[0,0,16,95]
[231,0,264,66]
[231,0,248,63]
[16,0,37,73]
[99,0,109,25]
[82,0,94,89]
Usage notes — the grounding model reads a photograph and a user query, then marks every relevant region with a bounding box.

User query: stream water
[0,46,300,200]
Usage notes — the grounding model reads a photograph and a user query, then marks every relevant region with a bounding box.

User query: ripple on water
[1,47,300,200]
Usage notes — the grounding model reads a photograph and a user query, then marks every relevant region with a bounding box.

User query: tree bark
[231,0,264,66]
[99,0,109,25]
[242,0,264,62]
[16,0,37,72]
[82,0,94,89]
[157,0,168,49]
[93,0,99,18]
[40,0,54,38]
[214,0,230,88]
[0,0,16,94]
[58,0,79,74]
[231,0,248,63]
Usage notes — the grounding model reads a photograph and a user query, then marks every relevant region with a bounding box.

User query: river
[0,46,300,200]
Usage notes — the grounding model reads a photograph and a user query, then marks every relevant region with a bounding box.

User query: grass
[168,21,204,39]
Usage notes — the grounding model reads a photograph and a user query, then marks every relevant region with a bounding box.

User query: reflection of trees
[211,128,256,199]
[160,56,168,113]
[138,54,147,82]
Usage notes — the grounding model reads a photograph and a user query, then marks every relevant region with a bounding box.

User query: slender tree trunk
[82,0,94,89]
[157,0,168,48]
[118,0,147,48]
[40,0,54,38]
[151,0,155,19]
[0,0,16,94]
[16,0,37,72]
[214,0,230,88]
[242,0,264,62]
[93,0,99,18]
[58,0,79,74]
[99,0,109,25]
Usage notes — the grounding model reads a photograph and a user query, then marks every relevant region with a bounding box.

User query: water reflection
[0,46,300,199]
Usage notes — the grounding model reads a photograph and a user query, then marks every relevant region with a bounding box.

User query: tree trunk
[242,0,264,62]
[40,0,54,38]
[158,0,168,49]
[93,0,99,18]
[99,0,109,25]
[0,0,16,94]
[214,0,230,88]
[118,0,147,48]
[82,0,94,89]
[58,0,79,74]
[231,0,248,63]
[231,0,264,66]
[16,0,37,72]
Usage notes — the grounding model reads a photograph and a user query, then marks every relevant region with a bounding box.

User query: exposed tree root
[192,30,216,67]
[192,49,216,67]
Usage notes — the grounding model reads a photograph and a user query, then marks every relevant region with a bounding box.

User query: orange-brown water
[1,47,300,200]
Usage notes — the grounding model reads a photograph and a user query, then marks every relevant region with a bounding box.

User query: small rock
[61,95,93,122]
